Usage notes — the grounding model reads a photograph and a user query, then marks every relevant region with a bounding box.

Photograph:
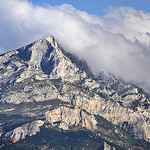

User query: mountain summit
[0,36,149,149]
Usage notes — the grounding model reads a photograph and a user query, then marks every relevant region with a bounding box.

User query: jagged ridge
[0,36,150,149]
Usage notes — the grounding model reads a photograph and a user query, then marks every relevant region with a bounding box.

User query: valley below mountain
[0,36,150,150]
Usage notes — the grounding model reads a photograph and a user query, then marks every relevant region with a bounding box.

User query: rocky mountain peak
[0,36,150,149]
[44,36,58,48]
[0,36,92,89]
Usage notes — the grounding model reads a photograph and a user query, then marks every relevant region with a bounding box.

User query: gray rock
[104,142,116,150]
[1,120,44,143]
[104,142,111,150]
[0,36,149,142]
[45,106,97,131]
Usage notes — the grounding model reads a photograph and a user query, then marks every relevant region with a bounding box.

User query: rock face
[45,106,97,131]
[104,142,116,150]
[1,120,44,143]
[0,36,88,104]
[0,36,150,147]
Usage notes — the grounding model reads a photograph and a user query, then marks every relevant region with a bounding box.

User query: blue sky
[30,0,150,16]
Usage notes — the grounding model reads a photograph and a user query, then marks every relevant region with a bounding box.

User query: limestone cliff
[1,120,44,144]
[0,36,149,149]
[45,106,97,131]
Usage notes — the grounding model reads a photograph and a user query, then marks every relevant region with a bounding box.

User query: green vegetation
[1,127,104,150]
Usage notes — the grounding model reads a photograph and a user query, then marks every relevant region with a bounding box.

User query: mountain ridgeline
[0,36,149,150]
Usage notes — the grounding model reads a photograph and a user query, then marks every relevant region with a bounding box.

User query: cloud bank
[0,0,150,92]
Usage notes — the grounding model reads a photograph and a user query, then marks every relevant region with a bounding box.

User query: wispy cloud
[0,0,150,92]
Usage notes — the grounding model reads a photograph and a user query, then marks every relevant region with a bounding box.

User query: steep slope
[0,36,88,104]
[2,120,44,144]
[0,36,150,149]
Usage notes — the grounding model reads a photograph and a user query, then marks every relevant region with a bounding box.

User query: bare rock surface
[45,106,97,131]
[1,120,44,143]
[0,36,149,146]
[104,142,116,150]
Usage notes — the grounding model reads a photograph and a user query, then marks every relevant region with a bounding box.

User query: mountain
[0,36,150,150]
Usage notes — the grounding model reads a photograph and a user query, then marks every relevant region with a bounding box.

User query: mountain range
[0,36,149,150]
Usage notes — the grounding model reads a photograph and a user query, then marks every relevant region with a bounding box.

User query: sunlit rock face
[1,120,44,143]
[45,106,97,131]
[0,36,149,144]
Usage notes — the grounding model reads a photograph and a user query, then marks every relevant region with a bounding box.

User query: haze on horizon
[0,0,150,92]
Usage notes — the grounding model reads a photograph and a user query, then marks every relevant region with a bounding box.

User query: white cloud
[0,0,150,92]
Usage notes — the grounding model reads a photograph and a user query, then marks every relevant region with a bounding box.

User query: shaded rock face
[1,120,44,144]
[45,106,97,131]
[0,36,149,143]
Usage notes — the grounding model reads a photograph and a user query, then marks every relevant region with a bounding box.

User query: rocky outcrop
[77,95,150,141]
[0,36,87,104]
[104,142,116,150]
[0,36,149,143]
[1,120,44,143]
[45,106,97,131]
[0,128,3,138]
